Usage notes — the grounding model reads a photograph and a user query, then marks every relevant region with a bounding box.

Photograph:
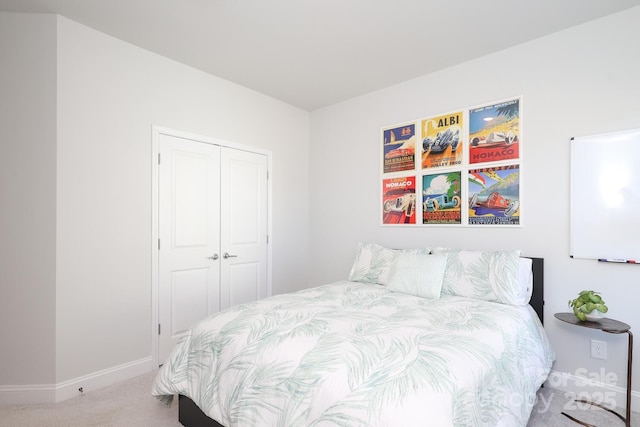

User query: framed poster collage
[381,96,522,227]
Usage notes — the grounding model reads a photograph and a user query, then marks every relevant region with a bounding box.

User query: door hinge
[158,153,161,164]
[267,170,269,180]
[158,324,161,335]
[158,239,160,250]
[267,235,269,244]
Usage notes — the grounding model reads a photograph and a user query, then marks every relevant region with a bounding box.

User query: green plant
[568,290,608,321]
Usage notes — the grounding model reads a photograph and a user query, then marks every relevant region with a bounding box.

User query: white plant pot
[585,311,605,322]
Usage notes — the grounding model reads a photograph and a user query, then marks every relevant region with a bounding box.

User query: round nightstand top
[555,312,630,333]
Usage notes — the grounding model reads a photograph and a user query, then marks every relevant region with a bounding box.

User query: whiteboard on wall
[570,128,640,260]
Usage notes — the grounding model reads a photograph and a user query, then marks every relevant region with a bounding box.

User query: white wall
[1,11,310,399]
[0,12,57,386]
[55,16,310,384]
[310,6,640,406]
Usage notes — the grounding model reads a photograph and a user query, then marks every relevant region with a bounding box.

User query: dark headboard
[525,257,544,324]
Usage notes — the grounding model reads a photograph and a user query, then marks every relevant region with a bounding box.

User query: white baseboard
[545,369,640,412]
[0,357,153,405]
[0,383,57,405]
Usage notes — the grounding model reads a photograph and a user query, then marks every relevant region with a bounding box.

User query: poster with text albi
[382,123,416,174]
[468,98,520,165]
[421,111,463,170]
[382,176,416,224]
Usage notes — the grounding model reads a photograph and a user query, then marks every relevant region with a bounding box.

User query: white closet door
[158,134,221,363]
[219,148,268,309]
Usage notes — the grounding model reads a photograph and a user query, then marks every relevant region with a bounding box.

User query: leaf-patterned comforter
[152,281,555,426]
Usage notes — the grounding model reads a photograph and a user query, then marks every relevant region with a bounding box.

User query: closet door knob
[223,252,238,259]
[209,253,219,260]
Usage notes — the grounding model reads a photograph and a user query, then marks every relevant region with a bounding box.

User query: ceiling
[1,0,638,111]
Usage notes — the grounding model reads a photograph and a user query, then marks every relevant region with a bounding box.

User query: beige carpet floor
[1,371,637,426]
[0,372,179,427]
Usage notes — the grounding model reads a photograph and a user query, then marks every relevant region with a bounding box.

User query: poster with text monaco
[421,111,463,170]
[468,165,520,225]
[468,98,520,165]
[382,123,416,174]
[422,171,462,225]
[382,176,416,224]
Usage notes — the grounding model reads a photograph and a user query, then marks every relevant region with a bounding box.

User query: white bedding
[152,280,554,426]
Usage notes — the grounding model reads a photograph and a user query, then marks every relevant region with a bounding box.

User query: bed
[153,246,554,427]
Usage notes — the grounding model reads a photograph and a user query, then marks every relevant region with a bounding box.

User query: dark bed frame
[177,257,545,427]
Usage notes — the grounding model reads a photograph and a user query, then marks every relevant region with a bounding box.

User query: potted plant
[568,290,608,321]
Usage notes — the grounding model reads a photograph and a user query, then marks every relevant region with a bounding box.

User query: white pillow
[348,242,430,285]
[387,253,447,299]
[518,257,534,304]
[431,248,524,305]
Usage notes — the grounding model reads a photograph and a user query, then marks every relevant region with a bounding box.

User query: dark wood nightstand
[555,312,633,427]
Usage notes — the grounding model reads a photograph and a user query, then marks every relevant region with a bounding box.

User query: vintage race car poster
[382,123,416,174]
[468,98,520,165]
[422,171,462,225]
[421,111,463,170]
[382,176,416,224]
[468,165,520,225]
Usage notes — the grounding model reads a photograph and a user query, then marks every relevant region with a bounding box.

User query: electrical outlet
[591,340,607,360]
